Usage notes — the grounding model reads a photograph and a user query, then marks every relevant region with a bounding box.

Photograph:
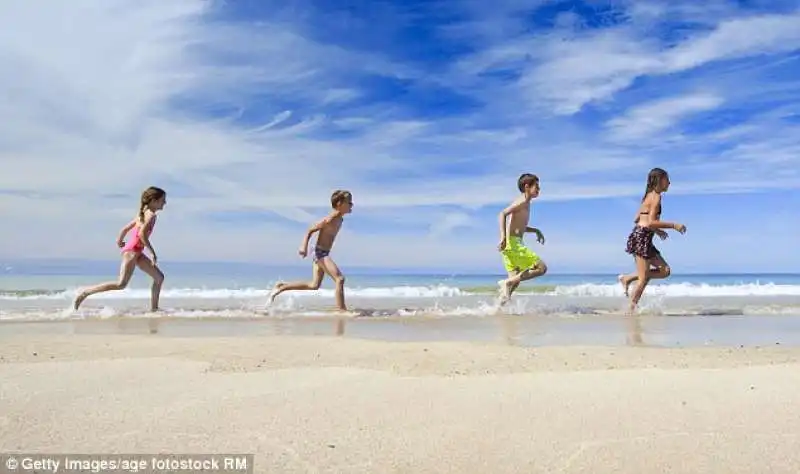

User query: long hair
[642,168,668,202]
[138,186,166,225]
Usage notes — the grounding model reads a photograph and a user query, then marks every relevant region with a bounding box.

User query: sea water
[2,263,800,322]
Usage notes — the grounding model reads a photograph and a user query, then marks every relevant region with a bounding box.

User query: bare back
[316,215,344,250]
[507,197,531,237]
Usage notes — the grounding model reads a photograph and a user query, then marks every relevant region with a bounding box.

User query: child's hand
[497,238,507,251]
[655,229,668,240]
[673,223,687,234]
[298,247,308,258]
[117,239,125,248]
[534,229,545,245]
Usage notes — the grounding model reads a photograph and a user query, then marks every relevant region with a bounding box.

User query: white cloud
[466,11,800,115]
[1,0,799,272]
[521,30,663,115]
[322,89,361,105]
[606,92,724,141]
[428,212,474,238]
[663,14,800,72]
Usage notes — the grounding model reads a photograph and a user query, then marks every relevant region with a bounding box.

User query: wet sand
[3,312,800,347]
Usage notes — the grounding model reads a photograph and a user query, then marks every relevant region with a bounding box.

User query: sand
[2,334,800,473]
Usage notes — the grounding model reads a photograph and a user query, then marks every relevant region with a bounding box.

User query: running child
[73,186,167,312]
[497,173,548,304]
[618,168,686,313]
[269,190,353,311]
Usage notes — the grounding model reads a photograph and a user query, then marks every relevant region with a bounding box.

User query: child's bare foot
[618,274,632,297]
[268,282,284,305]
[73,291,88,310]
[497,279,512,305]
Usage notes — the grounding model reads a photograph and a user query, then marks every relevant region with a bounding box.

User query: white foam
[549,282,800,297]
[0,285,466,300]
[3,282,800,301]
[5,302,800,322]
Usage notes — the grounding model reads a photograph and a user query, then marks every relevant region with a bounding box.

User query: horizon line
[0,258,798,277]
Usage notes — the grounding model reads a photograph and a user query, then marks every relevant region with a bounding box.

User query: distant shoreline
[2,258,799,277]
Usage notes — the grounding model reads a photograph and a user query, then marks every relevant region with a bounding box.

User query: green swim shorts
[501,236,541,273]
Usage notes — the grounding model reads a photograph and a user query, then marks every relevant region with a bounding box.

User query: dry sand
[2,334,800,473]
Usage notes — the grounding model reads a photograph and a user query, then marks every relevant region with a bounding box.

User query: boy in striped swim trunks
[269,190,354,311]
[497,173,548,304]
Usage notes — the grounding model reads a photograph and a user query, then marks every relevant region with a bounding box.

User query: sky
[1,0,799,274]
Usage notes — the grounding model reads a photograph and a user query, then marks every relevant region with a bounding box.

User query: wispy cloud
[1,0,799,271]
[428,212,475,238]
[606,92,725,141]
[455,9,800,116]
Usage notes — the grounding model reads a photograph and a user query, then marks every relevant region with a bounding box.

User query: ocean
[2,264,800,322]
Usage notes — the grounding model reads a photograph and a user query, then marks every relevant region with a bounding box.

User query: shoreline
[3,312,800,348]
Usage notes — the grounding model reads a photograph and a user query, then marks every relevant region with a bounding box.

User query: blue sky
[0,0,799,273]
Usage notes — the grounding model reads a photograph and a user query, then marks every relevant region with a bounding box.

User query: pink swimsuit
[122,217,156,254]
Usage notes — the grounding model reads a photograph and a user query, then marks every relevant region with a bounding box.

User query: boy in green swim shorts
[497,173,548,304]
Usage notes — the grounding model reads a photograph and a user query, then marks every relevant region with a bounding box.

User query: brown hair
[330,190,352,209]
[642,168,668,202]
[139,186,166,225]
[517,173,539,192]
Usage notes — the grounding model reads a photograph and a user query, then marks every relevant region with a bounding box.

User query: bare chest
[513,206,530,223]
[319,219,343,239]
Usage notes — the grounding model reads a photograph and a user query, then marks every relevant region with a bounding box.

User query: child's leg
[621,254,670,297]
[135,255,165,311]
[505,270,521,296]
[647,254,671,280]
[628,256,651,313]
[499,261,548,303]
[269,263,325,304]
[498,241,547,303]
[511,263,548,292]
[517,261,548,283]
[618,272,637,296]
[74,253,139,310]
[318,257,347,311]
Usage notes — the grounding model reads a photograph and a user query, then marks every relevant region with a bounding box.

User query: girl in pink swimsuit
[74,186,167,312]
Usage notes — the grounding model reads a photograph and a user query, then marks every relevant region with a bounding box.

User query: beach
[3,271,800,472]
[3,330,800,473]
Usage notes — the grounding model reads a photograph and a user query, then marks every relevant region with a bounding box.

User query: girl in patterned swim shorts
[618,168,687,313]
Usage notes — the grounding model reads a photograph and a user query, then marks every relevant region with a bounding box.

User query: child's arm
[116,219,137,247]
[299,216,333,256]
[137,214,158,263]
[525,226,545,244]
